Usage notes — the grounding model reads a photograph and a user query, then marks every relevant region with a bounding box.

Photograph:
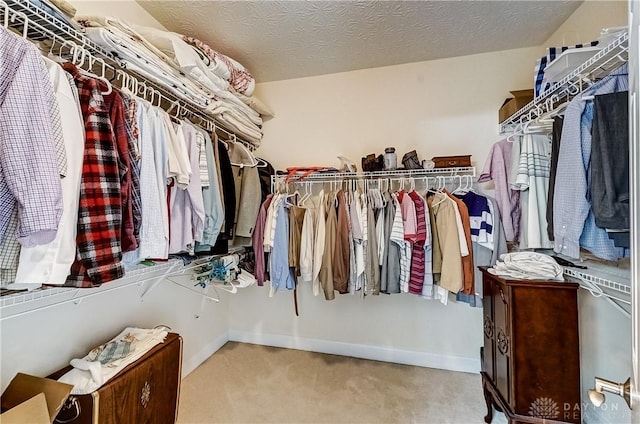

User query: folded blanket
[184,35,255,96]
[78,16,263,142]
[48,0,76,17]
[488,252,564,281]
[58,327,168,395]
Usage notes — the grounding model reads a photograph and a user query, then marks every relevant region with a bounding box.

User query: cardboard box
[1,373,73,424]
[498,89,534,123]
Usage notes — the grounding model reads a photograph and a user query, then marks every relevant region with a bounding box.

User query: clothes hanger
[74,49,112,96]
[254,157,269,168]
[228,137,258,168]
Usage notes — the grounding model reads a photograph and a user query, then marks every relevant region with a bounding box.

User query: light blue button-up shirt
[270,201,295,290]
[553,64,628,260]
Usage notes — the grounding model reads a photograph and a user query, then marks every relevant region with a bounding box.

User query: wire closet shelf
[499,30,629,134]
[272,166,476,184]
[0,0,257,150]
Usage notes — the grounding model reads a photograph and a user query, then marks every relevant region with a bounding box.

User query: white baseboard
[228,330,480,374]
[182,332,229,378]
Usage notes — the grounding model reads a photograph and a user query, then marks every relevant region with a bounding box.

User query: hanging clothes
[364,193,380,296]
[446,192,474,297]
[351,192,366,294]
[513,134,554,250]
[64,64,124,287]
[134,100,170,261]
[288,205,305,274]
[198,130,225,247]
[546,116,564,241]
[428,192,463,294]
[299,205,316,283]
[590,91,630,239]
[270,199,295,291]
[397,191,415,292]
[478,139,520,242]
[209,139,236,253]
[0,28,63,249]
[319,193,337,300]
[422,194,434,298]
[553,64,628,260]
[312,190,326,296]
[252,194,273,286]
[168,122,206,254]
[13,57,85,287]
[380,191,400,294]
[101,86,136,253]
[164,115,191,189]
[229,142,262,245]
[120,91,143,249]
[407,191,427,295]
[333,190,351,294]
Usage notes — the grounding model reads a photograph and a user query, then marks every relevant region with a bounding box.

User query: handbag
[402,150,422,170]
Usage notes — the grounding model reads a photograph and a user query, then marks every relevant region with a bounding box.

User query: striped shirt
[460,191,494,250]
[408,191,427,295]
[391,194,411,293]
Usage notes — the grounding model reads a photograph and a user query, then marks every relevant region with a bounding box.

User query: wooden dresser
[49,332,182,424]
[479,267,580,424]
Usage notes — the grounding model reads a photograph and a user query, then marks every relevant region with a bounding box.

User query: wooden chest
[479,268,580,424]
[49,333,182,424]
[431,155,472,168]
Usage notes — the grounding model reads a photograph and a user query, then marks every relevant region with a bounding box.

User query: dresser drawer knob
[141,381,151,408]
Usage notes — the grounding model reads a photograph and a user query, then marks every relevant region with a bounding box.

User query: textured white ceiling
[136,0,582,82]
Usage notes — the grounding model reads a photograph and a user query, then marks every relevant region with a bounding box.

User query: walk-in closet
[0,1,637,423]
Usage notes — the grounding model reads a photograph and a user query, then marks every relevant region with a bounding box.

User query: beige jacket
[428,193,463,293]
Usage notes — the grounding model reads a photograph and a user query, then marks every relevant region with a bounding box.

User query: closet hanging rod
[500,30,628,133]
[0,0,257,150]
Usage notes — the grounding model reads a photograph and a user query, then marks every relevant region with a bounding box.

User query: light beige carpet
[177,342,496,423]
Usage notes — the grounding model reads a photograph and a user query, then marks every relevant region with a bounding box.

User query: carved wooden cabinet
[479,267,581,424]
[50,332,182,424]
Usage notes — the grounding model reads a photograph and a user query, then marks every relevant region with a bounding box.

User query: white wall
[543,0,627,46]
[244,45,544,372]
[579,293,632,424]
[255,46,540,173]
[0,266,231,392]
[69,0,166,29]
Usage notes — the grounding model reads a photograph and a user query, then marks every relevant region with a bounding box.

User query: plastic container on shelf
[383,147,397,170]
[544,46,601,84]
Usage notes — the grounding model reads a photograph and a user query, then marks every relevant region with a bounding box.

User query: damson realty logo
[529,398,583,421]
[529,397,560,419]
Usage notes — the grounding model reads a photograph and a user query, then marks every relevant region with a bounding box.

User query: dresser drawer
[49,333,182,424]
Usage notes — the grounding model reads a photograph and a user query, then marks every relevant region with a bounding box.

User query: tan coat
[427,193,463,293]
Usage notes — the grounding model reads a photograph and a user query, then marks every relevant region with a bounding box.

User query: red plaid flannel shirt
[64,64,124,287]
